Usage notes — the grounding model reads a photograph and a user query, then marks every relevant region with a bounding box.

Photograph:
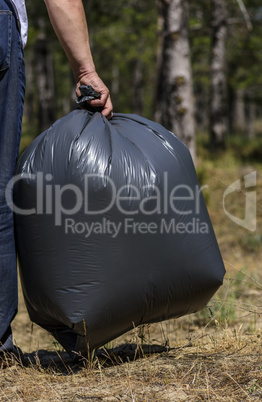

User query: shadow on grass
[23,343,168,373]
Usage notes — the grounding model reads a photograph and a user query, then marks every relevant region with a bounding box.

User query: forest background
[21,0,262,162]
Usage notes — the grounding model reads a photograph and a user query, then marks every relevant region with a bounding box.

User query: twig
[235,0,253,31]
[226,372,252,399]
[211,177,262,209]
[223,260,262,288]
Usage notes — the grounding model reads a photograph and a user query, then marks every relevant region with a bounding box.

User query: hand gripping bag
[13,109,225,356]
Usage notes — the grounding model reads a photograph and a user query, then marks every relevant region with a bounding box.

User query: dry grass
[1,326,262,401]
[1,145,262,401]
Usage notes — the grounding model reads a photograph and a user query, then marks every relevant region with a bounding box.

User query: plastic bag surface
[14,110,225,354]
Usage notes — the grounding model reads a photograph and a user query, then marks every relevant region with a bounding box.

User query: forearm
[43,0,95,81]
[44,0,113,119]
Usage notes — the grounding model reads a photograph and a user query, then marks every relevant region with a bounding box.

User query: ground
[1,138,262,401]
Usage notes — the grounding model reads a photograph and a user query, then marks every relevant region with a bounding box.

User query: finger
[88,90,109,106]
[102,110,113,120]
[101,97,113,119]
[75,84,81,98]
[88,98,105,107]
[104,110,114,120]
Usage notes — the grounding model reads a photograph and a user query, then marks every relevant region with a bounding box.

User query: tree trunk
[233,88,245,133]
[35,34,56,132]
[23,49,35,125]
[111,64,119,112]
[209,0,228,149]
[155,0,196,161]
[194,84,209,132]
[246,90,255,139]
[132,58,143,115]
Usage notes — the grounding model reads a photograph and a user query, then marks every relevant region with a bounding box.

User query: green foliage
[85,0,158,115]
[227,135,262,161]
[22,0,158,144]
[21,0,262,148]
[241,233,262,252]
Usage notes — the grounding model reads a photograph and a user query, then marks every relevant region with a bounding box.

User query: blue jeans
[0,0,25,351]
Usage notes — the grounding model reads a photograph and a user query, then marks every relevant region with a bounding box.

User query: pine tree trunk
[35,34,56,132]
[233,88,245,133]
[132,58,143,115]
[155,0,196,161]
[246,90,255,139]
[23,49,34,124]
[112,64,119,112]
[209,0,227,149]
[194,85,209,132]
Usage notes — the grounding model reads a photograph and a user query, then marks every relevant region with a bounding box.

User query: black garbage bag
[13,109,225,356]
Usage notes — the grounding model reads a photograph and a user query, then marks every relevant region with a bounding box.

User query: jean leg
[0,0,26,350]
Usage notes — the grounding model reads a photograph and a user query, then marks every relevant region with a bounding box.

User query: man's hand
[76,71,113,119]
